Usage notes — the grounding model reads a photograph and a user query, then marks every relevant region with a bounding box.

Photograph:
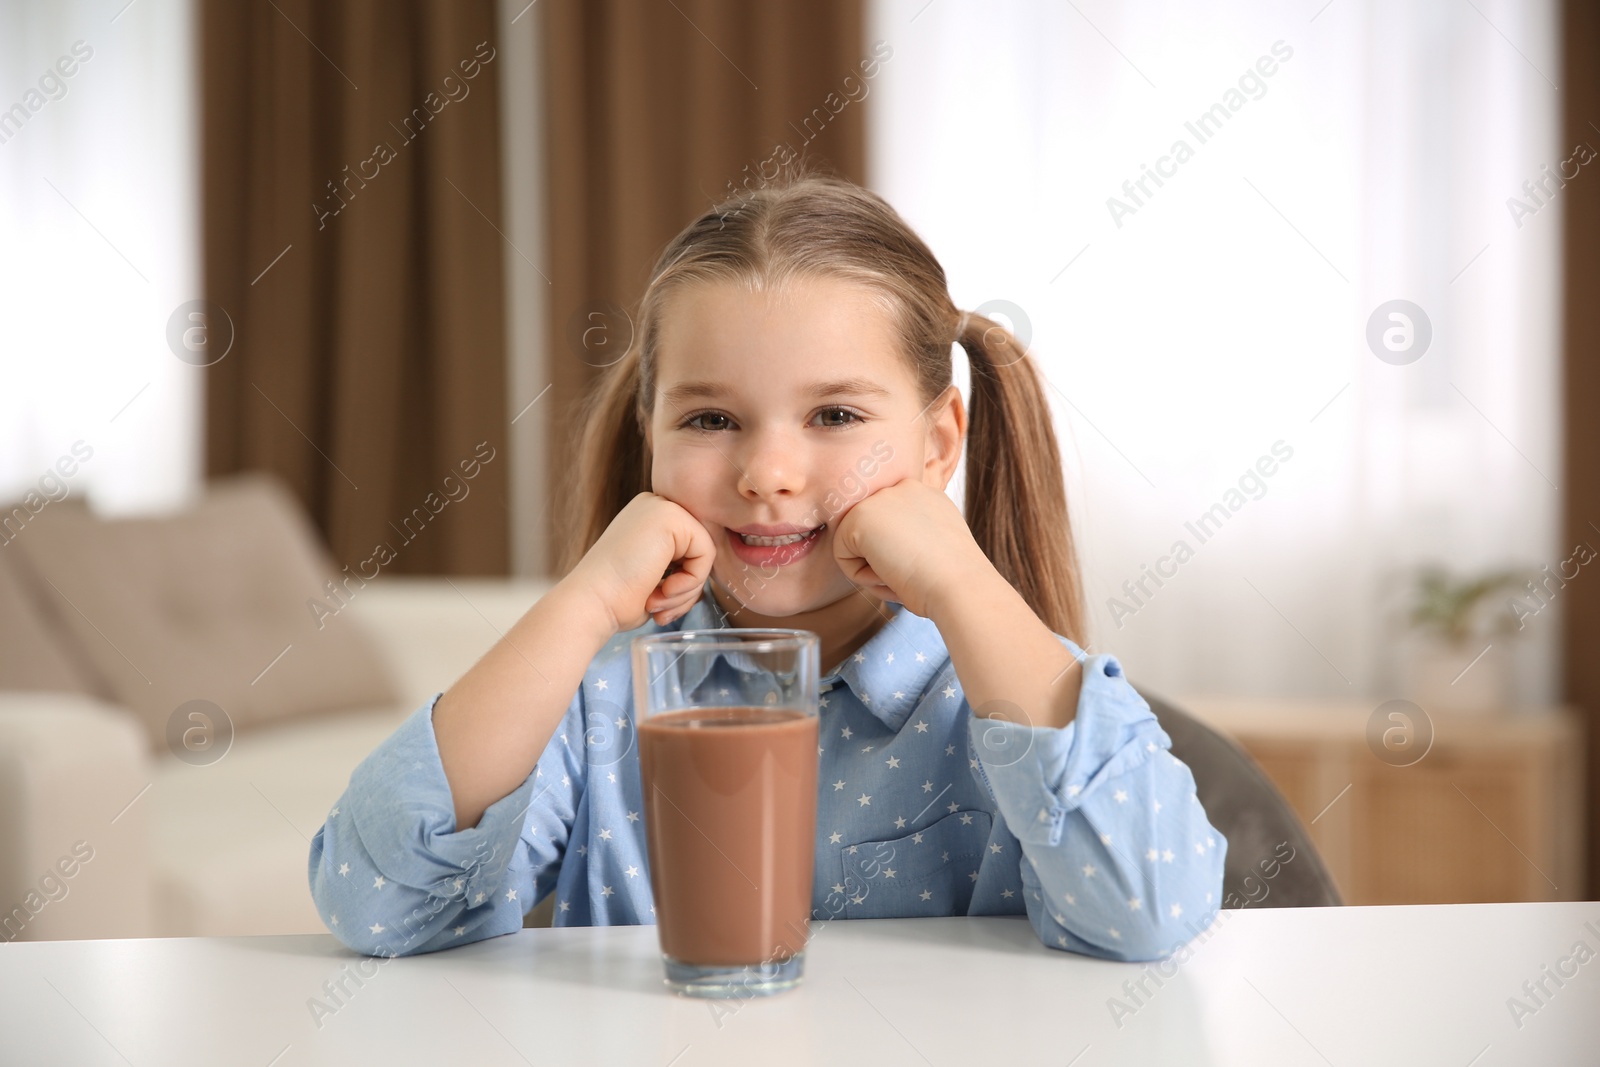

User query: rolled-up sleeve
[966,640,1226,961]
[308,689,587,957]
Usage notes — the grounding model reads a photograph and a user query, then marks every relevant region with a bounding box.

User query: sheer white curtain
[868,0,1561,702]
[0,0,200,515]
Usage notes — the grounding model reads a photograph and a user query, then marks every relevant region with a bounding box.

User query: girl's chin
[709,569,846,621]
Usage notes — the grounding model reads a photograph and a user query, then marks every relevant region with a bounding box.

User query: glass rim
[633,628,818,653]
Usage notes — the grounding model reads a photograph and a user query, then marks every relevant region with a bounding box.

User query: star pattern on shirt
[945,744,956,756]
[919,890,932,900]
[894,816,907,829]
[595,678,608,690]
[626,810,640,822]
[841,725,853,739]
[338,863,350,876]
[833,780,846,791]
[914,720,929,733]
[829,831,842,843]
[942,685,957,699]
[454,925,466,936]
[885,756,900,768]
[922,780,934,792]
[599,828,613,840]
[959,813,974,825]
[1002,888,1015,898]
[625,865,640,878]
[989,842,1003,854]
[601,885,614,897]
[372,875,386,890]
[857,793,872,806]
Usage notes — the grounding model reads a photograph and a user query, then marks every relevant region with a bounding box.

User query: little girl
[309,174,1226,964]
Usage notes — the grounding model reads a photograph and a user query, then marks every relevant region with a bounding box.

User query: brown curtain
[201,1,510,576]
[537,0,867,574]
[1561,0,1600,896]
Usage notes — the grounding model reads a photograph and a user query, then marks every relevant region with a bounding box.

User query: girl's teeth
[739,527,819,547]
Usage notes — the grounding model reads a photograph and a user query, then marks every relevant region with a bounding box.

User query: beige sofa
[0,475,553,940]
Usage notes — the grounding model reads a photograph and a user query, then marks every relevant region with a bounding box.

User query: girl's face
[646,276,963,618]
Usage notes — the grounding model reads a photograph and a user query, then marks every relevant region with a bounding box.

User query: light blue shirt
[309,580,1227,962]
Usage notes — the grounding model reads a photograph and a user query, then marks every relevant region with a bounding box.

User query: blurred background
[1,0,1595,940]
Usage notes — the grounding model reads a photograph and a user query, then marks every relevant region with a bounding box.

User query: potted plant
[1401,565,1528,714]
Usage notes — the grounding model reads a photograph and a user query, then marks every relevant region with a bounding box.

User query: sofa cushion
[0,499,106,697]
[149,701,416,936]
[8,473,398,750]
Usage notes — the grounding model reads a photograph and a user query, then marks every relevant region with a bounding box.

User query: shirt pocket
[837,808,994,920]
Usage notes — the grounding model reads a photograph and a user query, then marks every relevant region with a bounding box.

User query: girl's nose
[736,432,804,499]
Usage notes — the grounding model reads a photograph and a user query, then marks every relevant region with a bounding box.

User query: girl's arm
[832,479,1224,958]
[433,578,618,830]
[965,668,1225,962]
[927,562,1084,730]
[309,685,590,958]
[435,491,715,831]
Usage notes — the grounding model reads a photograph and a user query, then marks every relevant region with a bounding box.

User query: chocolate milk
[638,707,820,966]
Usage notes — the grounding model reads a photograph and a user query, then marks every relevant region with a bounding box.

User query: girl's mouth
[729,524,826,566]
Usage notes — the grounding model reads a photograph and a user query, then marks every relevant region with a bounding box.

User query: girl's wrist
[548,571,624,644]
[925,550,1001,624]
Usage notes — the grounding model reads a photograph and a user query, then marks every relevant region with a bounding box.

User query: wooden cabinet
[1181,698,1586,904]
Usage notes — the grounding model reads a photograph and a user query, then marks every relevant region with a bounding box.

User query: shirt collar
[656,578,948,733]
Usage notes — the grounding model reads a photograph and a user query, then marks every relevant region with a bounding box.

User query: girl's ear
[921,385,966,490]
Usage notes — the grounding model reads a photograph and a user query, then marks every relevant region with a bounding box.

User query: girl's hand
[830,478,988,620]
[564,492,717,632]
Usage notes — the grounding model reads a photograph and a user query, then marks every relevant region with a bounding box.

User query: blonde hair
[556,173,1086,642]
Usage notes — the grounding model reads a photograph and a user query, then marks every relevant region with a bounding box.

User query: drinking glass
[632,628,820,998]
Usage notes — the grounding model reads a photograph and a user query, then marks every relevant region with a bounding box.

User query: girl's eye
[816,407,863,429]
[679,407,864,432]
[681,411,732,432]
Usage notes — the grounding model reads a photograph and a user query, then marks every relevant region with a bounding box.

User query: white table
[2,903,1595,1065]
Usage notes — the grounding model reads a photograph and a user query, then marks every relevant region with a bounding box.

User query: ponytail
[556,345,652,576]
[957,310,1087,644]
